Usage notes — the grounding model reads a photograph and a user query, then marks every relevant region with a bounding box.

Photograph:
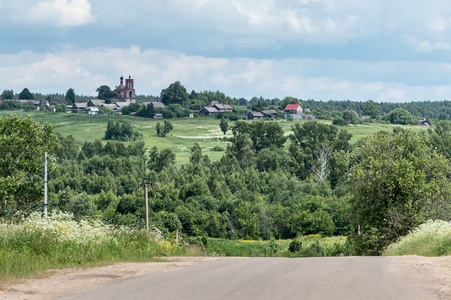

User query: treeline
[304,99,451,121]
[0,89,91,103]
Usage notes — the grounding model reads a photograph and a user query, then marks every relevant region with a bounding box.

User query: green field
[0,111,428,164]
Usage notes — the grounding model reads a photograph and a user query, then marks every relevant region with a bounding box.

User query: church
[114,75,136,102]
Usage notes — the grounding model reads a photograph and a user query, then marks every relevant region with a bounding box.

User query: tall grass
[384,220,451,256]
[0,211,188,281]
[204,235,349,257]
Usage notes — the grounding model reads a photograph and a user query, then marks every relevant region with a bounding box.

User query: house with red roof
[284,104,303,115]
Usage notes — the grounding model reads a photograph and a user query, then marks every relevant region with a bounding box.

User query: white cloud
[405,35,451,52]
[1,47,451,102]
[429,18,449,32]
[30,0,96,26]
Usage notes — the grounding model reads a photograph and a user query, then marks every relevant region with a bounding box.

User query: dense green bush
[385,108,417,125]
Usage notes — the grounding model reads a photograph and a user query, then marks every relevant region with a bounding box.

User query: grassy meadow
[0,110,428,165]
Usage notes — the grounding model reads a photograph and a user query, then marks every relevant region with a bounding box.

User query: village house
[284,104,303,115]
[88,99,106,107]
[200,106,219,116]
[72,102,89,113]
[114,102,131,113]
[141,101,166,109]
[418,119,431,126]
[102,103,118,111]
[261,109,278,118]
[247,111,264,120]
[212,103,233,112]
[88,107,99,116]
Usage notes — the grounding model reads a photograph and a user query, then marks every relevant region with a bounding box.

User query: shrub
[212,146,224,152]
[288,239,302,252]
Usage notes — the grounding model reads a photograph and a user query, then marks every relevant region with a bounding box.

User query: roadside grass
[0,211,190,281]
[204,235,349,257]
[383,220,451,257]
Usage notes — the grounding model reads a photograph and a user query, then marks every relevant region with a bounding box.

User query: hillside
[0,110,427,164]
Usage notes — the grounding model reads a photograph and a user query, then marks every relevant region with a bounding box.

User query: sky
[2,1,451,102]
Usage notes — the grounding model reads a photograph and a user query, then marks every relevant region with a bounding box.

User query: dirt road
[1,256,450,300]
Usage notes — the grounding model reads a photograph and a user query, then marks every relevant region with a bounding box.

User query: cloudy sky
[2,0,451,102]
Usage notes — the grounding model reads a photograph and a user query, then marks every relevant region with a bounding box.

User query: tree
[255,146,290,172]
[189,143,203,165]
[311,143,330,183]
[363,100,379,119]
[121,103,141,115]
[342,110,361,124]
[156,122,161,137]
[1,90,14,100]
[163,120,173,135]
[104,120,142,141]
[229,120,287,153]
[55,104,67,112]
[348,130,451,255]
[96,85,115,102]
[160,81,189,106]
[428,121,451,158]
[0,114,58,218]
[386,108,416,125]
[147,102,155,118]
[228,133,256,169]
[55,134,79,161]
[288,201,335,237]
[65,88,75,105]
[289,121,351,180]
[156,120,173,137]
[148,147,176,172]
[280,96,300,110]
[19,88,33,100]
[65,192,97,221]
[220,118,228,136]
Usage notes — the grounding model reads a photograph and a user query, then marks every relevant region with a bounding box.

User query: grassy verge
[202,235,349,257]
[0,212,195,281]
[383,220,451,256]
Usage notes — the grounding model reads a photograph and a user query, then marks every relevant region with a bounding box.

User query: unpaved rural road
[2,256,451,300]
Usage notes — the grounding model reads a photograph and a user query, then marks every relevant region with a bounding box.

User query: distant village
[0,75,316,120]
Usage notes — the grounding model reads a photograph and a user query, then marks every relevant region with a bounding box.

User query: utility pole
[144,182,150,231]
[44,152,48,221]
[44,152,56,222]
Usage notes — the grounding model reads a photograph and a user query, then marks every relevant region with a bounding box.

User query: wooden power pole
[144,183,149,231]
